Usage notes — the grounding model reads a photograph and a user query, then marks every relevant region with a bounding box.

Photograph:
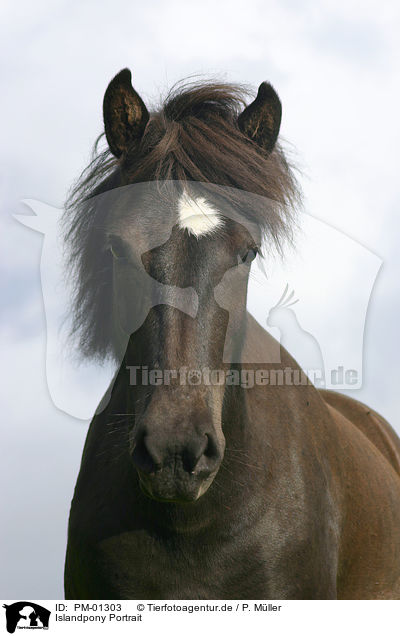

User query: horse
[64,68,400,599]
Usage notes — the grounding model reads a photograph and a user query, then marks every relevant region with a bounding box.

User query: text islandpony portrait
[63,69,400,600]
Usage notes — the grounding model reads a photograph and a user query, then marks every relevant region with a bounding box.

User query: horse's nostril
[184,432,221,474]
[182,434,208,473]
[131,435,162,474]
[204,433,220,461]
[131,426,222,476]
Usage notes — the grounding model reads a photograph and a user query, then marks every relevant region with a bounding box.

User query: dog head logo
[3,602,50,633]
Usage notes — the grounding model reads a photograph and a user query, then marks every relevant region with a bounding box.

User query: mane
[63,80,302,360]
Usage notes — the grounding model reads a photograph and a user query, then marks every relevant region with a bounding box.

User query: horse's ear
[238,82,282,153]
[103,68,149,158]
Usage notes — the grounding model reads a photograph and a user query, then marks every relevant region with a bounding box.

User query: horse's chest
[92,531,269,599]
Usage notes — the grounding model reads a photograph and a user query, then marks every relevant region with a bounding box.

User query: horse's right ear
[103,69,149,158]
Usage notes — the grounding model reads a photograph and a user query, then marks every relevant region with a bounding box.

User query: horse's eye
[109,236,129,260]
[239,247,258,265]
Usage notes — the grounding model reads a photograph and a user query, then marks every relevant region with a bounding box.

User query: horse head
[64,69,298,503]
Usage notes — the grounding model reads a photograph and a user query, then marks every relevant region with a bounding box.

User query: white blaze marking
[177,192,222,237]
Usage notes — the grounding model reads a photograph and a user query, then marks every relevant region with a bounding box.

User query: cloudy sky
[1,0,400,598]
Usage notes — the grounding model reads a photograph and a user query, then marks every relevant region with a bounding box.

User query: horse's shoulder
[319,389,400,477]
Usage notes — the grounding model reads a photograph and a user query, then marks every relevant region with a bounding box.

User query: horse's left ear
[238,82,282,153]
[103,68,149,158]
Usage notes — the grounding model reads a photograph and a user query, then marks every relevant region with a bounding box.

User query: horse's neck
[243,311,282,361]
